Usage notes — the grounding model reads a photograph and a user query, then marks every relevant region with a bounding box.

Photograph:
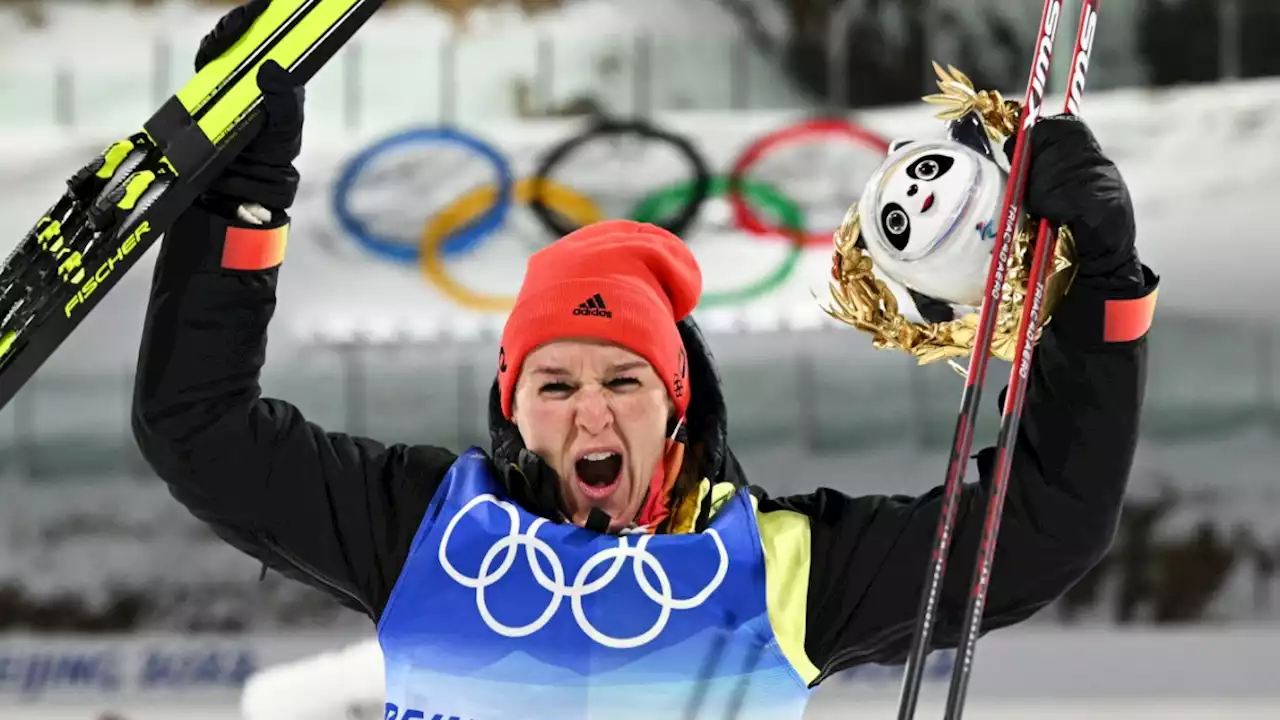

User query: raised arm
[131,2,454,620]
[778,116,1156,678]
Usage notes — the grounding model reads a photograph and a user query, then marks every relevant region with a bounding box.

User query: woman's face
[511,339,673,532]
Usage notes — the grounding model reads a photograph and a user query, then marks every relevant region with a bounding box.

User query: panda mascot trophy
[825,63,1077,372]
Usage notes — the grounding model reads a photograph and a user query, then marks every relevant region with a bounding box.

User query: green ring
[628,176,804,307]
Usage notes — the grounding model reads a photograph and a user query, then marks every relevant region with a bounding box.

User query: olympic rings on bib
[727,117,890,247]
[420,178,604,312]
[332,126,514,261]
[529,117,713,240]
[629,176,806,307]
[438,493,728,649]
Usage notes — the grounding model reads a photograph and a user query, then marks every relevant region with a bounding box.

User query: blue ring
[331,126,514,261]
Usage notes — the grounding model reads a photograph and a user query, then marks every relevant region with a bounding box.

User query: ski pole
[942,2,1102,717]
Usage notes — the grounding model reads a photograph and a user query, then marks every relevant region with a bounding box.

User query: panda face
[866,142,984,261]
[854,137,1009,307]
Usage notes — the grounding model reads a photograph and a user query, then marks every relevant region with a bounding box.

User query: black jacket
[132,200,1154,684]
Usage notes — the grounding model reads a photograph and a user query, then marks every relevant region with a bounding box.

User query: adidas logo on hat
[573,293,612,318]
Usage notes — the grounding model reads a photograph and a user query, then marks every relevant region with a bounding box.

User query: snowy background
[0,6,1277,718]
[0,2,1277,719]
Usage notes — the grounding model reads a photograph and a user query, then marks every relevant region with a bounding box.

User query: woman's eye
[606,377,640,390]
[539,382,573,396]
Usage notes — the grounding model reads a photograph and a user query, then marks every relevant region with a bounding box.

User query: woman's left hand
[1008,115,1142,284]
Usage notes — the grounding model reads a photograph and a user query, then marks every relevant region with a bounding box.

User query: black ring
[528,116,713,240]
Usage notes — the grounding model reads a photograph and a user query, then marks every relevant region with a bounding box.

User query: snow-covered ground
[1,78,1278,376]
[0,472,372,633]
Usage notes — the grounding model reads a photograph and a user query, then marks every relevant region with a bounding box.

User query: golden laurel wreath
[823,63,1077,371]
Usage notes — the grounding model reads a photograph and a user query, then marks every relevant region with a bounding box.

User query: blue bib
[376,449,810,720]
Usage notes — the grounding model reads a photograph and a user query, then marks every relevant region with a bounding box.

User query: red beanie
[498,219,702,420]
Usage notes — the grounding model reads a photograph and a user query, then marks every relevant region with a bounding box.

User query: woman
[133,2,1157,718]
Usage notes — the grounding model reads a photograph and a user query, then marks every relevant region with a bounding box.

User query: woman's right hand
[195,0,306,221]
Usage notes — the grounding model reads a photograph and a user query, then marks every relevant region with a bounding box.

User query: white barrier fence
[8,700,1280,720]
[1,627,1277,719]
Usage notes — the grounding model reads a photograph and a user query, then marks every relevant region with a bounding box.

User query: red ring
[727,117,890,247]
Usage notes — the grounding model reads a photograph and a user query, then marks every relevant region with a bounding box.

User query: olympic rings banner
[2,80,1276,355]
[284,112,904,344]
[284,82,1280,345]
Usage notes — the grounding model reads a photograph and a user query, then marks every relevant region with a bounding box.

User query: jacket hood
[486,315,743,525]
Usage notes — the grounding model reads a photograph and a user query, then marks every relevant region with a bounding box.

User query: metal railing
[1,314,1276,486]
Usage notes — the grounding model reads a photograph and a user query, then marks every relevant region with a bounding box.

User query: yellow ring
[421,178,605,312]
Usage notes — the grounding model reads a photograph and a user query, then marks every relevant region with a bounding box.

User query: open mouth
[574,450,623,499]
[921,193,935,212]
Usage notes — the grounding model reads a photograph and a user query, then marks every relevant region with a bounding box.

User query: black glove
[1006,115,1142,286]
[194,0,304,215]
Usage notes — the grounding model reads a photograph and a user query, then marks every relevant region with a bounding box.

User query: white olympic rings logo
[438,493,729,649]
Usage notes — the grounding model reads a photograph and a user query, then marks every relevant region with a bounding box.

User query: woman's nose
[573,388,613,434]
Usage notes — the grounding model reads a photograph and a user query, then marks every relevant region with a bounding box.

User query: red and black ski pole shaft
[942,1,1102,718]
[893,0,1074,717]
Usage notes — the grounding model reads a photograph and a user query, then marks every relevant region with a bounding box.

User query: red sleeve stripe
[1103,288,1157,343]
[221,224,289,271]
